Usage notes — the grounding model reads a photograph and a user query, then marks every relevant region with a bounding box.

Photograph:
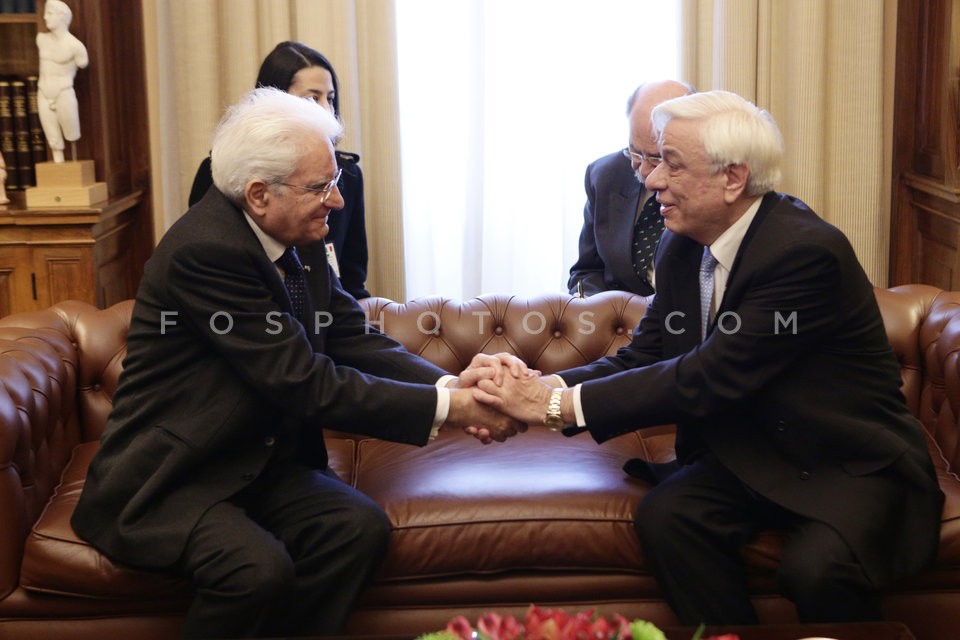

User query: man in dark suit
[478,90,943,625]
[71,87,522,639]
[567,80,693,297]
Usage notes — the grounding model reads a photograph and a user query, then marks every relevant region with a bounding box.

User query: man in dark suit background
[567,80,693,297]
[479,90,943,625]
[71,87,523,639]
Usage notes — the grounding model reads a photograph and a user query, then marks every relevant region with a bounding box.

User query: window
[397,0,681,298]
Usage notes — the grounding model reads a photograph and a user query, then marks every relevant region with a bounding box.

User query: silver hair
[210,87,344,204]
[651,90,783,196]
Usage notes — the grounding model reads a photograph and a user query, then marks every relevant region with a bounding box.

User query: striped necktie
[699,246,718,341]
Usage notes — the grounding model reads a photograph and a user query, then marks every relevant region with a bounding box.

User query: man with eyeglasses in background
[71,87,525,639]
[567,80,694,297]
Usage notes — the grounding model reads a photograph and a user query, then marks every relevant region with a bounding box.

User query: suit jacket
[188,151,371,299]
[71,187,445,569]
[567,150,652,296]
[560,192,943,587]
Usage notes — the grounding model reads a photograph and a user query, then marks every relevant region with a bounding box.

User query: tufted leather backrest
[874,285,944,415]
[871,286,960,525]
[0,309,82,598]
[908,287,960,476]
[359,290,650,374]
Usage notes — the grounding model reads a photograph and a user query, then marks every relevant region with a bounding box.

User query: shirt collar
[708,196,763,271]
[243,210,287,263]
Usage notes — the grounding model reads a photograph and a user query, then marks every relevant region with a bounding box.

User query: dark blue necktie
[632,195,664,285]
[276,247,306,320]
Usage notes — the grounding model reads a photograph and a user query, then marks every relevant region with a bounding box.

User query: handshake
[442,353,571,444]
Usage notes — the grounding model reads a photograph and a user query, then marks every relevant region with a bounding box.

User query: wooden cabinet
[0,190,144,315]
[890,0,960,287]
[0,0,153,316]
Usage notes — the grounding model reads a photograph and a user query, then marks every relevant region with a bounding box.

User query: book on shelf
[25,76,47,166]
[10,79,34,188]
[0,80,17,191]
[0,75,47,192]
[0,0,37,13]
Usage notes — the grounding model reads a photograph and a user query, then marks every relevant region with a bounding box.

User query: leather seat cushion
[355,427,655,579]
[19,438,357,599]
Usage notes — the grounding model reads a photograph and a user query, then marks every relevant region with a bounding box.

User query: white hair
[210,87,344,204]
[651,90,784,196]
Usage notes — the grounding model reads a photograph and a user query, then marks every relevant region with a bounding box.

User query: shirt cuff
[572,383,586,427]
[432,375,458,440]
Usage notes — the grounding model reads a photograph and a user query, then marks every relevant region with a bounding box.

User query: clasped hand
[447,352,557,444]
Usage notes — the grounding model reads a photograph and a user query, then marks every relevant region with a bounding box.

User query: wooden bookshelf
[0,0,153,315]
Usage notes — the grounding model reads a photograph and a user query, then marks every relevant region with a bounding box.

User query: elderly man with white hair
[71,87,524,639]
[475,90,944,627]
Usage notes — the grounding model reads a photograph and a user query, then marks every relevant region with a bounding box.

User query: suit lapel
[298,246,332,350]
[715,192,780,319]
[602,178,644,291]
[211,196,295,316]
[657,232,702,354]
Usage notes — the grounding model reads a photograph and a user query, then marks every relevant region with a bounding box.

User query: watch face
[544,415,564,431]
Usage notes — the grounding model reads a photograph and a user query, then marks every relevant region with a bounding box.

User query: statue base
[26,160,108,207]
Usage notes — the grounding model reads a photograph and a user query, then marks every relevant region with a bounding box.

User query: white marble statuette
[36,0,89,164]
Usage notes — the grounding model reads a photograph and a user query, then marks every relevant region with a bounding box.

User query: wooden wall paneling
[33,244,95,307]
[890,0,960,286]
[0,246,35,316]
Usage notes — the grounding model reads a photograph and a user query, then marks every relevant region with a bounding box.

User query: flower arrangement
[416,605,740,640]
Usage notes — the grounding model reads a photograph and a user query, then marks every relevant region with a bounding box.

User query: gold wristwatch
[544,388,564,431]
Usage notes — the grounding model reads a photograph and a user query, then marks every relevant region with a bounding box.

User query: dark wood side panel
[890,0,960,286]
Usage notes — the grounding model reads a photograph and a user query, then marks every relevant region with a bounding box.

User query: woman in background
[189,41,370,299]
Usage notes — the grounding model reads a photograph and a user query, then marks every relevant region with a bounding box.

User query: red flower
[446,615,475,639]
[478,612,525,640]
[523,605,617,640]
[428,606,741,640]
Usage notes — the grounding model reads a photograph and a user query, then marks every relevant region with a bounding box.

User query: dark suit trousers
[633,452,881,625]
[176,462,390,639]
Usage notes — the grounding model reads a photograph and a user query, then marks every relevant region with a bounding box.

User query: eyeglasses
[622,148,662,168]
[277,168,342,203]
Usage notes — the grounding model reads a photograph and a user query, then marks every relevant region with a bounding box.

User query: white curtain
[396,0,682,299]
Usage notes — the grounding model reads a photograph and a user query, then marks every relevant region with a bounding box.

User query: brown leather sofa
[0,286,958,640]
